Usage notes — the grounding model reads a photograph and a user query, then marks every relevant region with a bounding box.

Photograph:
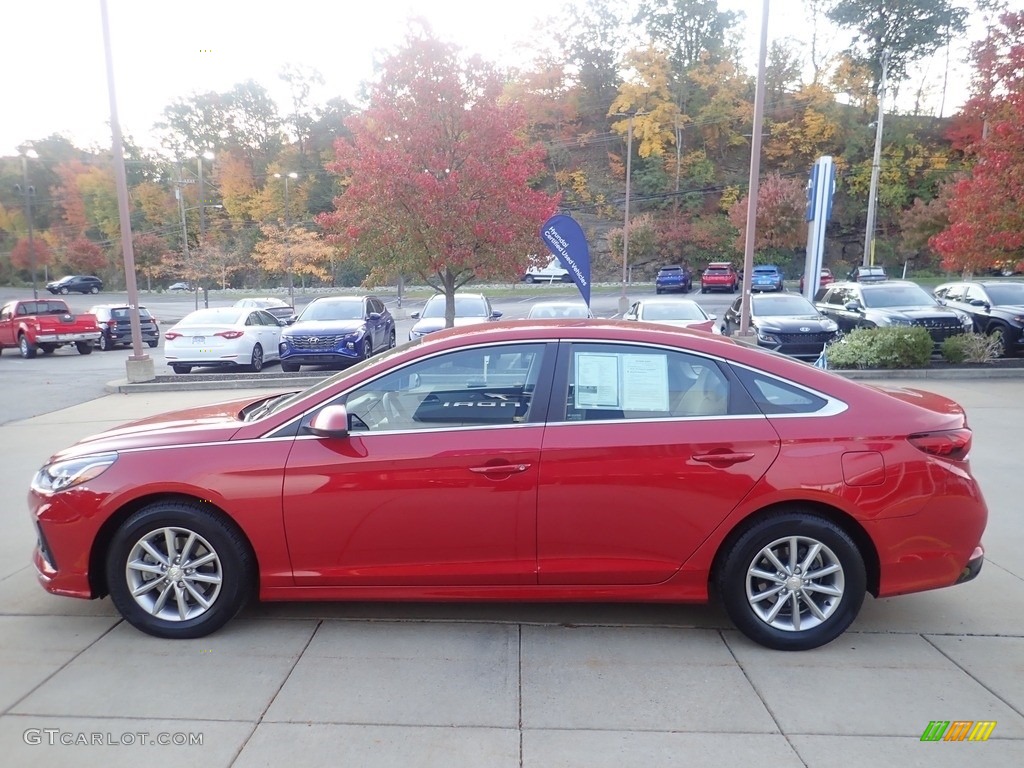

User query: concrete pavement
[1,382,1022,767]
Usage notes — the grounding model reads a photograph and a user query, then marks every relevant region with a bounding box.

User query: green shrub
[941,332,1000,363]
[824,326,933,369]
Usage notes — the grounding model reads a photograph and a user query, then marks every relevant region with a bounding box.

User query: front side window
[339,343,547,432]
[561,344,734,421]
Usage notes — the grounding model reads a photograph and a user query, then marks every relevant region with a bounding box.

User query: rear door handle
[693,452,755,466]
[469,463,531,475]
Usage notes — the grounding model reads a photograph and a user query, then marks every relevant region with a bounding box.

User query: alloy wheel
[124,526,223,622]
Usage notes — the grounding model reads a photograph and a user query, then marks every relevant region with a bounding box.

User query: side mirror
[368,312,381,320]
[306,405,350,438]
[707,313,717,321]
[410,312,421,320]
[286,316,297,325]
[278,319,289,326]
[491,311,503,320]
[969,298,986,307]
[398,372,421,391]
[844,301,862,312]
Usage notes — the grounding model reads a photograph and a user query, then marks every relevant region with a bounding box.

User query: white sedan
[164,307,284,374]
[623,298,719,333]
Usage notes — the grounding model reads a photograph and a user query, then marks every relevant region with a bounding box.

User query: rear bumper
[956,546,984,584]
[35,332,101,343]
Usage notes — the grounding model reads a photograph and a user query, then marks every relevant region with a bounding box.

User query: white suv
[523,258,571,283]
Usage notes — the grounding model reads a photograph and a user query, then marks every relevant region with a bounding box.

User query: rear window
[111,308,152,320]
[659,267,683,274]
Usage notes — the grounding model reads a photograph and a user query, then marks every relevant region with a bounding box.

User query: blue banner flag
[540,214,591,306]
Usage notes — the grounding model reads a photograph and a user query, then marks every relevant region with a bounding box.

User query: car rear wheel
[988,325,1008,357]
[19,334,37,359]
[98,333,112,351]
[388,329,396,349]
[90,286,100,294]
[249,344,264,372]
[716,511,866,651]
[172,364,192,374]
[147,339,159,348]
[105,501,255,639]
[75,341,93,355]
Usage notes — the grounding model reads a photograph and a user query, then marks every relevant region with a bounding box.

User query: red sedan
[29,320,987,651]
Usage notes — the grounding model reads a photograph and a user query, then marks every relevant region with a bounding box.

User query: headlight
[822,319,838,332]
[32,452,118,494]
[884,317,912,326]
[345,326,367,338]
[756,327,780,343]
[956,312,973,329]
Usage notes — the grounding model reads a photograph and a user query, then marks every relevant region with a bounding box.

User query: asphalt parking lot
[0,376,1022,767]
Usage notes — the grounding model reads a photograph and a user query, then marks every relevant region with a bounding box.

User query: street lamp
[274,173,299,305]
[14,148,39,299]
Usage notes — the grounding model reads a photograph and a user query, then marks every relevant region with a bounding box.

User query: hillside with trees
[1,1,1021,293]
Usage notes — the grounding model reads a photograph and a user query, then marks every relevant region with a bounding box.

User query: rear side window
[731,366,829,415]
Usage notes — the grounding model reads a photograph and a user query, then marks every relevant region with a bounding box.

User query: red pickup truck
[0,299,101,358]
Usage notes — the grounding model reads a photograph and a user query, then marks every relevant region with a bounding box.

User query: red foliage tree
[317,32,560,326]
[10,238,53,271]
[63,237,106,274]
[727,172,807,256]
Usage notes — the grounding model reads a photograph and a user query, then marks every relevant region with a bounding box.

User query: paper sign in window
[575,353,619,408]
[622,354,669,411]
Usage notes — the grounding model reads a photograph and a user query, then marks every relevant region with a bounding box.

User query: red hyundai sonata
[29,320,987,650]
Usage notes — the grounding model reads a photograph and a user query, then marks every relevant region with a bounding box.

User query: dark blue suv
[279,295,395,372]
[655,265,692,294]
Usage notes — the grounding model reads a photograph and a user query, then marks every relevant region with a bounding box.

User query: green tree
[635,0,739,73]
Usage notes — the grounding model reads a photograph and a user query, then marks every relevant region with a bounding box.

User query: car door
[281,341,556,586]
[535,342,780,585]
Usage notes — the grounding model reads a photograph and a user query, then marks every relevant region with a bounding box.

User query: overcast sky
[1,0,980,157]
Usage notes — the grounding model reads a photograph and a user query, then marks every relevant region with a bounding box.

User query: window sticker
[621,354,669,411]
[575,353,620,408]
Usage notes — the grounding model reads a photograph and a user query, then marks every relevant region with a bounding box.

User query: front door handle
[469,463,531,475]
[693,452,755,466]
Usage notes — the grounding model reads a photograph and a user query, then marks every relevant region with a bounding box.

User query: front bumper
[280,349,364,366]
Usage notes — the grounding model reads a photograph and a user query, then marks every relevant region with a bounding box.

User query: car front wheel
[249,343,264,372]
[105,501,255,639]
[716,511,866,651]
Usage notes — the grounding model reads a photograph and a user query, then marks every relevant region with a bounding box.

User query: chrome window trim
[729,361,849,418]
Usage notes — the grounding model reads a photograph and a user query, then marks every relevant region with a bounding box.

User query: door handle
[469,463,531,475]
[693,452,755,465]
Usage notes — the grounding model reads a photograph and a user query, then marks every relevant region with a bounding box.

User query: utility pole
[15,150,38,299]
[174,174,197,311]
[863,50,890,267]
[275,172,298,306]
[619,114,635,317]
[739,0,770,337]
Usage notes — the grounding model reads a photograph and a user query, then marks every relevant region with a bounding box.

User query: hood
[871,306,961,321]
[754,314,834,331]
[411,316,491,335]
[285,320,365,335]
[47,395,264,462]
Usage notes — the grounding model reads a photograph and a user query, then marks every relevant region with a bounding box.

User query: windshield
[421,295,488,318]
[753,266,778,273]
[528,304,590,318]
[179,308,246,326]
[299,300,365,321]
[752,296,818,316]
[985,283,1024,305]
[862,284,935,308]
[641,302,705,321]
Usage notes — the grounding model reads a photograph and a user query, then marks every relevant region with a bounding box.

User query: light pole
[196,150,215,239]
[274,172,298,305]
[863,50,891,267]
[15,148,39,299]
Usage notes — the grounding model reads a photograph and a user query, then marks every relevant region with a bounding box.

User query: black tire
[656,288,663,294]
[105,501,255,639]
[282,362,300,373]
[76,341,93,355]
[362,338,372,360]
[988,325,1008,358]
[524,275,536,284]
[19,334,37,359]
[701,287,707,294]
[60,287,69,295]
[249,343,264,372]
[90,286,100,294]
[388,329,396,349]
[732,283,739,293]
[98,333,112,351]
[716,511,866,651]
[40,344,57,354]
[172,364,192,374]
[147,339,159,348]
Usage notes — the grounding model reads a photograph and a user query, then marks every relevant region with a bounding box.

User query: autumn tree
[318,32,560,327]
[727,173,807,261]
[252,224,333,300]
[635,0,739,74]
[63,236,106,275]
[10,238,54,273]
[609,48,680,159]
[828,0,968,92]
[132,232,172,291]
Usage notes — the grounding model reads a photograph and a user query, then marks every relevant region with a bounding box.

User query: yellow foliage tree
[608,48,680,159]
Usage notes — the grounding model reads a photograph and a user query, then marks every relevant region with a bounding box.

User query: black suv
[934,280,1024,357]
[847,265,887,283]
[816,281,972,348]
[89,304,160,350]
[47,275,103,294]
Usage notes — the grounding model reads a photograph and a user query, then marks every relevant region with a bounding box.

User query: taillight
[107,319,117,328]
[164,331,182,340]
[215,330,244,339]
[908,429,972,460]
